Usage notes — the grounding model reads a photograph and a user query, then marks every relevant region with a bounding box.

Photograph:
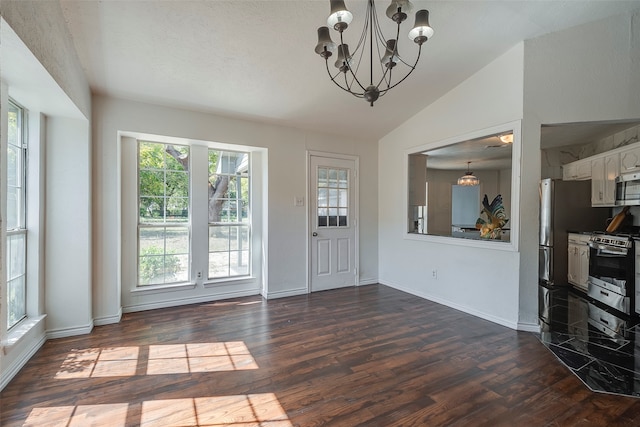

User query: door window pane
[317,167,349,228]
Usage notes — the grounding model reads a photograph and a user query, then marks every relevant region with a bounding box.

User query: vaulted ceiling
[59,1,640,141]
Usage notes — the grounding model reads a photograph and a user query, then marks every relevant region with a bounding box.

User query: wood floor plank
[2,284,640,426]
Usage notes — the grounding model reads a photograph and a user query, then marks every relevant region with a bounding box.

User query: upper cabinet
[562,158,592,180]
[591,153,619,206]
[563,141,640,207]
[619,145,640,173]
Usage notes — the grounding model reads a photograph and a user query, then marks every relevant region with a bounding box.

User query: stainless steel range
[587,233,635,316]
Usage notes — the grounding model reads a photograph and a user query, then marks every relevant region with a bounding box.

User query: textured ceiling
[59,0,640,141]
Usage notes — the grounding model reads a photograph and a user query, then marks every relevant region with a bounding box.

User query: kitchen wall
[542,124,640,179]
[522,9,640,326]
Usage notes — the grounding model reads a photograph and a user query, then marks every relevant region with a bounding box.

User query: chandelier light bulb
[408,10,434,44]
[327,0,353,32]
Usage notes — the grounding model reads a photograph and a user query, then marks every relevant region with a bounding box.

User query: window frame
[6,99,28,330]
[404,121,521,252]
[136,141,191,287]
[207,149,252,280]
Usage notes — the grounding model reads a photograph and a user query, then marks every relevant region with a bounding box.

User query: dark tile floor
[539,285,640,398]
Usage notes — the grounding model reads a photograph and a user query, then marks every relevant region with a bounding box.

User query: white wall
[379,44,525,329]
[45,117,92,337]
[1,1,91,118]
[0,12,91,388]
[520,9,640,325]
[92,96,379,322]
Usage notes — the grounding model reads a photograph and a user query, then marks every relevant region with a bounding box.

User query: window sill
[131,282,197,295]
[204,276,256,288]
[4,315,47,351]
[404,232,518,252]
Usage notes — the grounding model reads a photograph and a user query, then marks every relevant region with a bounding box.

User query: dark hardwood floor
[2,284,640,426]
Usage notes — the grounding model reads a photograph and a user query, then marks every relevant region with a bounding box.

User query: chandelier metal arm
[377,44,422,97]
[376,19,403,91]
[339,31,368,93]
[325,58,365,98]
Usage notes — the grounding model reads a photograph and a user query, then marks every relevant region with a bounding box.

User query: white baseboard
[264,288,308,300]
[123,290,260,313]
[358,278,378,286]
[379,279,519,330]
[517,321,541,333]
[47,321,94,340]
[0,333,46,391]
[93,308,123,326]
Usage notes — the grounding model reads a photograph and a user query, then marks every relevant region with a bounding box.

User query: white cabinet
[568,233,590,292]
[620,145,640,173]
[563,159,592,181]
[591,153,619,206]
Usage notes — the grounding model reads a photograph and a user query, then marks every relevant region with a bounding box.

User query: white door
[309,154,357,292]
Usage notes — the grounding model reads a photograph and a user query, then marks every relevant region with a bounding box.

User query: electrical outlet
[432,269,437,279]
[196,271,203,279]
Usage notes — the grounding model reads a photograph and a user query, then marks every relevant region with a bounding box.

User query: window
[208,150,250,279]
[6,100,27,328]
[317,167,349,227]
[407,126,516,244]
[137,142,190,286]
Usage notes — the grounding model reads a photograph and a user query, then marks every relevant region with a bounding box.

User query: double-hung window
[208,150,250,279]
[137,141,190,286]
[6,100,27,329]
[135,143,252,287]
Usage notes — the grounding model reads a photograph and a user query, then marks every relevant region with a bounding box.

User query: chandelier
[457,162,480,186]
[314,0,434,106]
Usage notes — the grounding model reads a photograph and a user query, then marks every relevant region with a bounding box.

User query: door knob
[312,232,318,236]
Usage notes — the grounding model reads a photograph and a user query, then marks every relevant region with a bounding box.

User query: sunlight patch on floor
[140,394,292,427]
[54,342,258,378]
[147,342,259,375]
[23,403,129,427]
[55,347,139,379]
[22,394,292,427]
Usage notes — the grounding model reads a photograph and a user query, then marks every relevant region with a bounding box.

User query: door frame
[306,151,360,293]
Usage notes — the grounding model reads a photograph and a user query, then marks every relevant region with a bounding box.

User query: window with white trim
[6,100,27,329]
[208,150,250,279]
[137,141,190,286]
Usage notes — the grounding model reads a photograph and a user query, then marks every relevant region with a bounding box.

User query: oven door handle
[588,241,629,256]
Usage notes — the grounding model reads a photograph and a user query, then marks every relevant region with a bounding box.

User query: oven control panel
[590,234,633,249]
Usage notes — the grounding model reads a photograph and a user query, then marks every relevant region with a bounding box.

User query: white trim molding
[46,321,94,340]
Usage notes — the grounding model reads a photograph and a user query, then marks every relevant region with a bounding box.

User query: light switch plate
[294,196,305,207]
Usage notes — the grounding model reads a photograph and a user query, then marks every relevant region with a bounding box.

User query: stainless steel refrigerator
[539,178,609,288]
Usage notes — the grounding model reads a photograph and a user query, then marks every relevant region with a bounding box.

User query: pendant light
[457,162,479,186]
[314,0,434,106]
